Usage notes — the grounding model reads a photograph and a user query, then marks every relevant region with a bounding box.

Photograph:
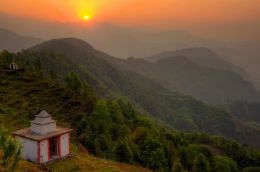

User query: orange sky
[0,0,259,24]
[0,0,259,42]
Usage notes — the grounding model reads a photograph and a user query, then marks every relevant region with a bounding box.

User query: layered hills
[116,56,260,104]
[8,38,260,148]
[0,28,42,52]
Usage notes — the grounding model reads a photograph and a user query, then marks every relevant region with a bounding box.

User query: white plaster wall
[42,123,56,135]
[31,124,42,135]
[60,133,70,157]
[40,140,49,163]
[15,136,38,162]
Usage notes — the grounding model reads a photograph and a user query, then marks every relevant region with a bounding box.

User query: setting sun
[83,15,90,21]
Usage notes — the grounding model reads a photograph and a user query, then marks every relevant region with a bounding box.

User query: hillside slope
[225,101,260,125]
[11,38,260,147]
[0,59,260,171]
[0,66,155,171]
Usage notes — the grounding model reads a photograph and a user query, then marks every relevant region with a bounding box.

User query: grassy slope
[47,152,151,172]
[0,68,151,172]
[1,148,151,172]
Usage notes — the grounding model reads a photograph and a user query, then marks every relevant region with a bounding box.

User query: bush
[213,155,238,172]
[0,128,21,172]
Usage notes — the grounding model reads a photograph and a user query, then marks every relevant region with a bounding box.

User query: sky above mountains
[0,0,259,42]
[0,0,260,91]
[1,0,259,23]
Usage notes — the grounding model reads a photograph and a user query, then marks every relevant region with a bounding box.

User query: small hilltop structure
[12,110,72,163]
[9,62,19,71]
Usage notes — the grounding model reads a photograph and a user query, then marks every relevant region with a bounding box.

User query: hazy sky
[1,0,259,22]
[0,0,259,41]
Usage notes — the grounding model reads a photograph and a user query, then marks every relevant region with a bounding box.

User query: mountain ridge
[144,47,249,79]
[113,54,260,104]
[0,28,42,52]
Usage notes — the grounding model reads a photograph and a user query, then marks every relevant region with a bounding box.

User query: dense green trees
[213,156,238,172]
[0,50,14,65]
[141,137,168,171]
[74,95,260,172]
[192,153,210,172]
[114,140,133,163]
[171,159,185,172]
[65,71,83,92]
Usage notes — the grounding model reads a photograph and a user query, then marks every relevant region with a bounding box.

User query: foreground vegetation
[0,128,21,172]
[0,50,260,171]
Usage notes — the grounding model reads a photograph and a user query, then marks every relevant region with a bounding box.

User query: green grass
[1,148,151,172]
[47,151,151,172]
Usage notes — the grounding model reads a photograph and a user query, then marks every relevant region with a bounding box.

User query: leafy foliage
[0,49,14,65]
[0,128,21,172]
[213,155,238,172]
[192,153,210,172]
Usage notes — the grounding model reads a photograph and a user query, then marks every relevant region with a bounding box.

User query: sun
[83,15,90,21]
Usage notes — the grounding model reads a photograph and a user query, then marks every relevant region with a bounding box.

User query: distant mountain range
[111,48,260,104]
[144,46,260,91]
[0,28,42,52]
[144,47,249,78]
[1,13,260,90]
[0,25,259,103]
[11,38,260,147]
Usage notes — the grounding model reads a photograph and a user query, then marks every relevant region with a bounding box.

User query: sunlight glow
[83,15,90,21]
